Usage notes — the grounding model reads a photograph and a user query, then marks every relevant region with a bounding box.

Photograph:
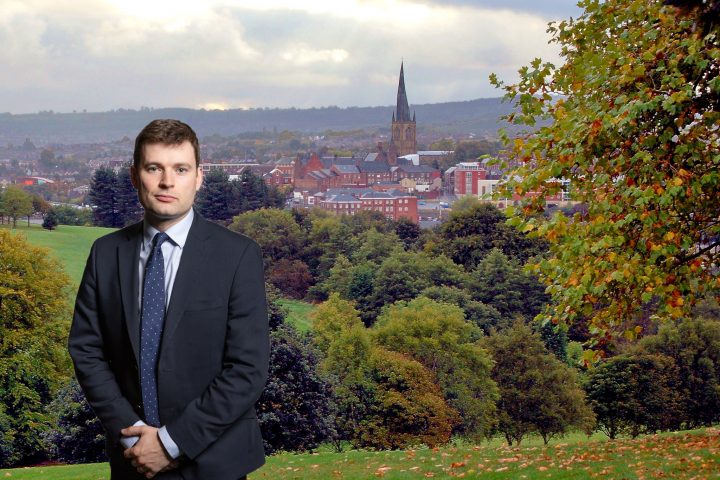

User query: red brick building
[360,190,418,223]
[330,164,368,187]
[318,188,419,223]
[453,162,490,196]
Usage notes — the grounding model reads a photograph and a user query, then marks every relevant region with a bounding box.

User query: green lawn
[1,428,718,479]
[1,223,113,288]
[278,298,317,332]
[4,224,319,326]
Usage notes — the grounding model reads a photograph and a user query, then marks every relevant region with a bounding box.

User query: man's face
[131,141,203,231]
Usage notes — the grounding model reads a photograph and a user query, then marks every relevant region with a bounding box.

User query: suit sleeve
[68,242,140,441]
[165,239,269,460]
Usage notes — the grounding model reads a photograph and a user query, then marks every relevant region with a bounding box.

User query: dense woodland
[2,198,719,466]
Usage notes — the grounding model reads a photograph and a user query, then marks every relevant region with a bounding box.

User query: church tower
[390,62,417,158]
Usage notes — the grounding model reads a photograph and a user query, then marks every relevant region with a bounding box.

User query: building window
[465,172,473,193]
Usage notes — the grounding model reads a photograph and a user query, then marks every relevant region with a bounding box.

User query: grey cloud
[416,0,582,20]
[1,1,568,114]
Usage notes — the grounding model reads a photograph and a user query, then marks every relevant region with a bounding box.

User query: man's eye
[177,167,188,173]
[147,166,158,172]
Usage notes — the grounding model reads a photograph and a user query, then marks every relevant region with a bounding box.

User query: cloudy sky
[1,0,582,114]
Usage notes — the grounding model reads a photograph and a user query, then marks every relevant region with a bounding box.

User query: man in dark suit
[69,119,269,479]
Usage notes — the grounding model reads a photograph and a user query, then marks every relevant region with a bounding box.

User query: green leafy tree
[491,0,720,343]
[87,167,140,228]
[196,168,234,223]
[235,169,265,212]
[87,167,120,227]
[265,282,289,331]
[316,255,354,300]
[421,285,504,333]
[314,298,459,450]
[51,205,93,226]
[0,231,72,466]
[2,186,33,228]
[31,194,50,217]
[115,167,142,227]
[584,354,685,439]
[341,210,395,236]
[355,348,459,450]
[234,169,284,213]
[257,324,335,454]
[364,251,466,324]
[639,317,720,427]
[229,208,306,266]
[372,297,498,438]
[470,248,549,320]
[42,210,59,230]
[311,293,364,354]
[434,203,547,270]
[538,321,569,363]
[303,215,354,296]
[394,217,421,250]
[351,228,404,266]
[483,322,595,446]
[320,325,376,447]
[44,379,105,464]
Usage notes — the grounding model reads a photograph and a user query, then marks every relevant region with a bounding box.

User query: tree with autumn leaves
[313,296,467,449]
[491,0,720,352]
[0,231,72,466]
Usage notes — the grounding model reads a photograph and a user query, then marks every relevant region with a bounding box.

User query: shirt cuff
[119,420,145,449]
[158,426,182,459]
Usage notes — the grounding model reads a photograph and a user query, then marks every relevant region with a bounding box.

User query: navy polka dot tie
[140,232,169,427]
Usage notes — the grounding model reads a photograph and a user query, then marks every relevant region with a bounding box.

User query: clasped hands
[122,425,179,478]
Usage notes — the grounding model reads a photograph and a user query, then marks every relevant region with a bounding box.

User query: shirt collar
[142,209,194,250]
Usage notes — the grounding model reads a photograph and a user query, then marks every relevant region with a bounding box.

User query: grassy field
[278,298,317,332]
[1,223,112,287]
[1,428,718,479]
[3,222,318,331]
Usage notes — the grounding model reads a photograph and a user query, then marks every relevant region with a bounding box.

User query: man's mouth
[154,194,176,202]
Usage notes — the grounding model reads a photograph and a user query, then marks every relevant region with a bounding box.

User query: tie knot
[152,232,170,249]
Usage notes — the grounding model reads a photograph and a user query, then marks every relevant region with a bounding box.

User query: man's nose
[159,170,175,186]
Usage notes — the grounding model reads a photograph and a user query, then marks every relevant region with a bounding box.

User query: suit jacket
[68,213,269,480]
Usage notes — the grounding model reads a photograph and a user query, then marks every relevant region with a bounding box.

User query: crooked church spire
[395,62,412,122]
[389,61,417,160]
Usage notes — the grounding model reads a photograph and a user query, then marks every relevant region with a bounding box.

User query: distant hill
[0,98,516,146]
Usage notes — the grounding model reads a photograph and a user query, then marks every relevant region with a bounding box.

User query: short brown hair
[133,119,200,169]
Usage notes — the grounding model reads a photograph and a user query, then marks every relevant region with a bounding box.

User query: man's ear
[195,167,203,191]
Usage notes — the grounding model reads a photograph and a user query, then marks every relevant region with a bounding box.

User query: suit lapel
[118,222,143,366]
[161,213,211,349]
